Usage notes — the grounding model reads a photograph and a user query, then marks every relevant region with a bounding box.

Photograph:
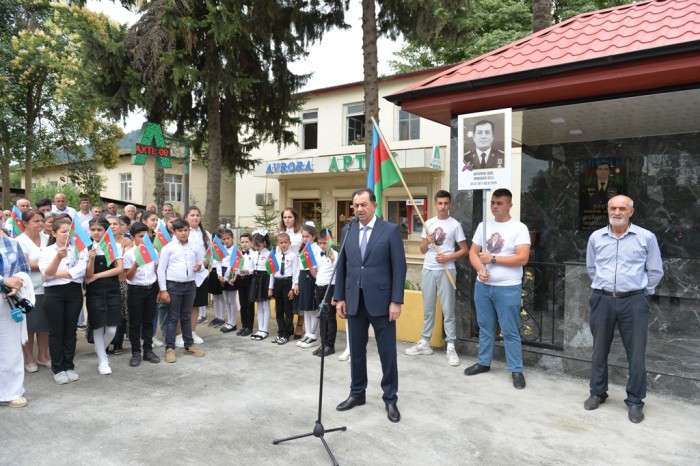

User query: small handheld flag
[299,241,318,269]
[99,227,119,267]
[265,251,279,275]
[227,246,244,279]
[153,221,172,252]
[212,236,229,261]
[70,219,92,256]
[135,234,159,266]
[8,206,25,236]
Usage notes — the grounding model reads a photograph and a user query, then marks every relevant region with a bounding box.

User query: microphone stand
[273,218,356,466]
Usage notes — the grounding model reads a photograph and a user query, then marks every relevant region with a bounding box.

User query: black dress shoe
[464,363,490,376]
[239,328,252,337]
[129,353,142,367]
[220,325,237,333]
[628,404,644,423]
[512,372,526,389]
[143,351,161,363]
[386,403,401,423]
[336,395,366,411]
[316,346,335,357]
[312,347,322,356]
[584,395,606,411]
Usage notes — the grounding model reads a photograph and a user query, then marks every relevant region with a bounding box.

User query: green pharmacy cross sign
[132,122,172,168]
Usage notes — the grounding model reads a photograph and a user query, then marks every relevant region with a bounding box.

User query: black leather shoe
[584,395,606,411]
[628,404,644,423]
[385,403,401,423]
[129,353,141,367]
[316,346,335,357]
[512,372,526,389]
[239,328,252,337]
[336,395,366,411]
[312,347,322,356]
[143,351,161,364]
[464,363,490,376]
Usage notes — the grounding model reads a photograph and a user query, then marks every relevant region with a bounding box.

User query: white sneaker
[175,335,185,348]
[98,362,112,375]
[405,340,434,356]
[54,371,69,385]
[338,350,350,362]
[192,332,204,345]
[446,346,460,367]
[296,336,309,347]
[152,337,164,348]
[66,370,80,382]
[299,337,320,349]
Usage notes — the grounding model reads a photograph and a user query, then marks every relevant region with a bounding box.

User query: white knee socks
[93,326,117,364]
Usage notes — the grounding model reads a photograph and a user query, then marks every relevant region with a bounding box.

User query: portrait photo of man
[462,119,505,171]
[580,159,627,230]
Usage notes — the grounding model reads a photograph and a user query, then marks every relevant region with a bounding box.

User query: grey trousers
[420,268,457,344]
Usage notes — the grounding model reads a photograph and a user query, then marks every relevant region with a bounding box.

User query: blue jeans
[474,281,523,372]
[164,281,196,349]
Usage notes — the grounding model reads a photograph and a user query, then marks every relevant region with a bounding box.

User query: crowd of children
[5,201,348,398]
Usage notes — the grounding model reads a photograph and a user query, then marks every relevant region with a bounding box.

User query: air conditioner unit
[255,193,273,206]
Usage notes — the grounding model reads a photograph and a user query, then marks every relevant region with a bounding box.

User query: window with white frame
[165,174,183,202]
[120,173,132,201]
[398,109,420,140]
[301,110,318,150]
[345,103,365,145]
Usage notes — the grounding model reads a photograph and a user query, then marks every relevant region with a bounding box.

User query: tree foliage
[390,0,630,73]
[0,0,125,199]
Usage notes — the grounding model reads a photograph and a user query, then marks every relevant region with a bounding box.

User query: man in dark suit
[462,119,505,171]
[334,187,407,423]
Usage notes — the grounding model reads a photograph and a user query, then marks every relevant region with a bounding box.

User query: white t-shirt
[422,216,466,271]
[16,233,48,294]
[472,218,530,286]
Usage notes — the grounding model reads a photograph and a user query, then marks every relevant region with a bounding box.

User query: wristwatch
[491,256,497,264]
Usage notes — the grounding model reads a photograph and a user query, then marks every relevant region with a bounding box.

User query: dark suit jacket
[334,217,406,316]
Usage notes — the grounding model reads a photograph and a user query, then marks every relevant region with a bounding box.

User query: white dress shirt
[157,238,201,289]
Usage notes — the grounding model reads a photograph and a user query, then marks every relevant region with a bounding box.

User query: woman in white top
[279,208,304,338]
[38,218,88,385]
[16,210,50,372]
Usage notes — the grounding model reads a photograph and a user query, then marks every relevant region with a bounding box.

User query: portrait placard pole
[482,188,489,274]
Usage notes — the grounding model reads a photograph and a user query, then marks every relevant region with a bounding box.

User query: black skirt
[208,269,223,295]
[297,270,316,311]
[193,275,209,307]
[86,255,122,329]
[249,271,270,303]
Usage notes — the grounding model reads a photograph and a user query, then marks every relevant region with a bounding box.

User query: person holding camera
[0,234,32,408]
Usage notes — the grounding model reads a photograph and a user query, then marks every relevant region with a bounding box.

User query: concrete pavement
[2,317,699,466]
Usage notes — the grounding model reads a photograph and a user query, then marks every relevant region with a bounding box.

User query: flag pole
[371,117,456,289]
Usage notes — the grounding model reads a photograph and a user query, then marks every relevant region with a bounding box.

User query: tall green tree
[123,0,347,230]
[1,0,123,199]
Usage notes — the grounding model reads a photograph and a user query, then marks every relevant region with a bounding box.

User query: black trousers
[45,283,83,374]
[348,290,398,404]
[589,291,648,407]
[315,284,337,347]
[128,283,158,353]
[273,279,294,337]
[237,276,254,330]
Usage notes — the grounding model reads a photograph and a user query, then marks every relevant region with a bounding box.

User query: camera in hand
[2,284,33,320]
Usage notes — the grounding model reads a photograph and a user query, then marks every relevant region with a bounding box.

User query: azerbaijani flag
[153,221,171,252]
[212,236,229,261]
[265,251,279,275]
[367,121,401,217]
[99,227,119,267]
[7,206,25,236]
[70,219,92,255]
[324,229,334,253]
[227,246,244,279]
[134,233,158,266]
[204,243,213,263]
[299,241,318,269]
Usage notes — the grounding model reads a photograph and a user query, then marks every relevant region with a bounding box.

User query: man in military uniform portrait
[462,120,505,171]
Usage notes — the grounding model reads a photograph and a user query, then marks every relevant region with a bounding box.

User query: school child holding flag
[184,207,210,345]
[312,229,338,357]
[152,214,175,345]
[296,223,322,349]
[207,232,229,328]
[247,230,273,341]
[85,218,123,375]
[269,232,299,345]
[235,233,254,336]
[39,218,88,384]
[123,222,161,367]
[216,229,240,334]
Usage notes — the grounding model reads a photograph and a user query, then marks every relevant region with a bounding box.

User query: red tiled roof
[388,0,700,117]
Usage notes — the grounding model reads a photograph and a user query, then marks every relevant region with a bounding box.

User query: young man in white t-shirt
[405,190,468,366]
[465,188,531,389]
